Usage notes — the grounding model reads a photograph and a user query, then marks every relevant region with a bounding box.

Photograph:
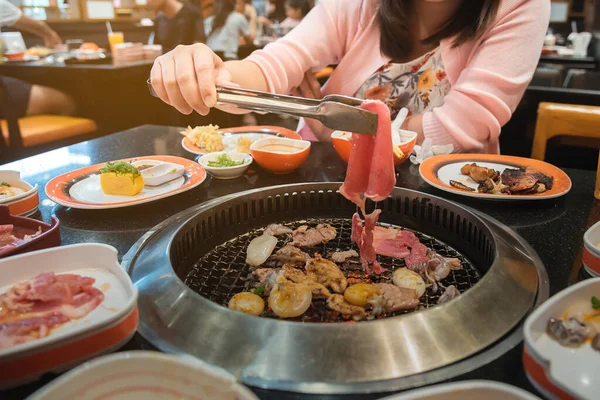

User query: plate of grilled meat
[419,154,571,200]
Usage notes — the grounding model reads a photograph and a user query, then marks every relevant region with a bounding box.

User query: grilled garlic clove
[343,283,380,307]
[228,292,265,316]
[268,281,312,318]
[246,234,278,267]
[393,268,426,298]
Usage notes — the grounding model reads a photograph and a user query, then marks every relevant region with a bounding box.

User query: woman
[204,0,256,60]
[148,0,205,53]
[151,0,550,153]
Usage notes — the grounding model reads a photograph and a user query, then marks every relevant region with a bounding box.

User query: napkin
[409,138,454,165]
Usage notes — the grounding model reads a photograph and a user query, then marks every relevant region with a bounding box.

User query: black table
[0,60,175,135]
[539,54,597,70]
[1,125,599,399]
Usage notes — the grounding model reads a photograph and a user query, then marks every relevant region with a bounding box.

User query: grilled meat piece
[525,166,553,190]
[281,264,331,299]
[264,224,293,236]
[252,268,281,295]
[460,163,497,183]
[327,294,366,321]
[477,178,509,194]
[292,224,337,247]
[438,285,460,304]
[372,283,419,312]
[450,180,475,192]
[329,250,359,263]
[501,167,553,194]
[306,254,348,294]
[272,244,309,267]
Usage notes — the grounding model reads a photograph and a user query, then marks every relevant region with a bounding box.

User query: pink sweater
[247,0,550,153]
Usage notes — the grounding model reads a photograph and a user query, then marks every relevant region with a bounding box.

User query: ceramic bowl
[0,170,39,216]
[28,351,258,400]
[583,220,600,277]
[0,205,60,259]
[331,129,417,165]
[379,380,541,400]
[250,137,311,174]
[0,244,138,389]
[198,151,253,180]
[5,52,25,61]
[523,278,600,400]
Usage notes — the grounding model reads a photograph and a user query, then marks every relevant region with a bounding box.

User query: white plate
[69,174,185,204]
[419,154,571,201]
[379,380,541,400]
[28,351,259,400]
[524,278,600,400]
[0,243,137,360]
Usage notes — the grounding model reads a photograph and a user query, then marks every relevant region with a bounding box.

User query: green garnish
[100,161,141,182]
[208,154,244,168]
[592,296,600,310]
[0,182,9,187]
[251,286,266,296]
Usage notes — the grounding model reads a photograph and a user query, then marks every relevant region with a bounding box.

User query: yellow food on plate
[99,161,144,196]
[236,136,252,153]
[181,125,224,152]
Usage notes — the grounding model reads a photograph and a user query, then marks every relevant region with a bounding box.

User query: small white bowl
[198,151,252,180]
[28,351,258,400]
[379,380,541,400]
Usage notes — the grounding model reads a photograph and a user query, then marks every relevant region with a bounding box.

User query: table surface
[539,54,597,63]
[1,125,599,400]
[0,58,154,70]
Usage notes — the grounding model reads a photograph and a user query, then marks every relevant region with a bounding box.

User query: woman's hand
[43,28,62,49]
[150,43,232,116]
[292,71,333,142]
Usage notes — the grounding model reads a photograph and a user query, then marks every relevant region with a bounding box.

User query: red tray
[0,205,61,259]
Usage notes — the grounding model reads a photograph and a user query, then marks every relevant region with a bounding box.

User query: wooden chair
[0,79,97,162]
[531,102,600,199]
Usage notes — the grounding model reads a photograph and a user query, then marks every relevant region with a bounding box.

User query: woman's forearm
[224,60,268,91]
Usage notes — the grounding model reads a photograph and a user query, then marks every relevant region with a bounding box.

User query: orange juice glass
[108,32,124,53]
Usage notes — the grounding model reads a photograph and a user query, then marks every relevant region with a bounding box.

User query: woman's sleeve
[246,0,344,94]
[423,0,550,152]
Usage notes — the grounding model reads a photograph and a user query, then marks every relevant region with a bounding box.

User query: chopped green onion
[0,182,9,187]
[251,286,266,296]
[208,154,244,168]
[100,161,141,182]
[592,296,600,310]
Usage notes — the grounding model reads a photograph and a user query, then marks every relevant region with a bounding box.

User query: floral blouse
[355,48,451,121]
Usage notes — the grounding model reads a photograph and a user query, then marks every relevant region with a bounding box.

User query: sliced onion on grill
[246,234,278,267]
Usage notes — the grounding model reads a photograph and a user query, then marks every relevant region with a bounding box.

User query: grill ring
[124,183,548,395]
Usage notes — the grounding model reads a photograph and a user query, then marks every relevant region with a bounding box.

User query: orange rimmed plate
[45,156,206,210]
[419,154,571,200]
[181,125,302,155]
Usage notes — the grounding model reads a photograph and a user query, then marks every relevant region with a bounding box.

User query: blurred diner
[148,0,206,53]
[205,0,256,61]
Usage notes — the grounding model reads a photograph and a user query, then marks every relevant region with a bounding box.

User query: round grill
[184,217,481,322]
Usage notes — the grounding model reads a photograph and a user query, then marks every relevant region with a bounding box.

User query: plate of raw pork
[0,243,138,389]
[419,154,571,200]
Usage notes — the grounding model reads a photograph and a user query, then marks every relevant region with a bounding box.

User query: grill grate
[184,217,481,322]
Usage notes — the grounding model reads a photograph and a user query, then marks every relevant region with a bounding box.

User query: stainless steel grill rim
[124,183,548,395]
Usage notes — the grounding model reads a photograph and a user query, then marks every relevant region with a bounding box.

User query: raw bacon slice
[0,272,104,349]
[363,100,395,201]
[405,243,430,270]
[341,100,396,274]
[340,100,396,209]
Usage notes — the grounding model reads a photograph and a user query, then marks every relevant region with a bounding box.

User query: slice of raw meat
[363,100,395,201]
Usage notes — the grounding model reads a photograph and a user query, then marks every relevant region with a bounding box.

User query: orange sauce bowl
[250,138,311,174]
[331,129,417,165]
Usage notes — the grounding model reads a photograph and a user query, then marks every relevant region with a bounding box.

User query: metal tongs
[146,80,377,135]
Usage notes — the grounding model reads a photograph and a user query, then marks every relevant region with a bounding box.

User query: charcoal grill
[123,183,549,395]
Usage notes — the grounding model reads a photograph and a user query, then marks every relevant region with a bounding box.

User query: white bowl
[28,351,259,400]
[198,151,252,180]
[523,278,600,400]
[378,380,541,400]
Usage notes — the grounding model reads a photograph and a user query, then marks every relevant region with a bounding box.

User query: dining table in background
[0,59,177,136]
[0,124,598,400]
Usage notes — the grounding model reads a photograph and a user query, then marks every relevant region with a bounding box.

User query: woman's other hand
[150,43,232,115]
[43,28,62,49]
[292,70,333,141]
